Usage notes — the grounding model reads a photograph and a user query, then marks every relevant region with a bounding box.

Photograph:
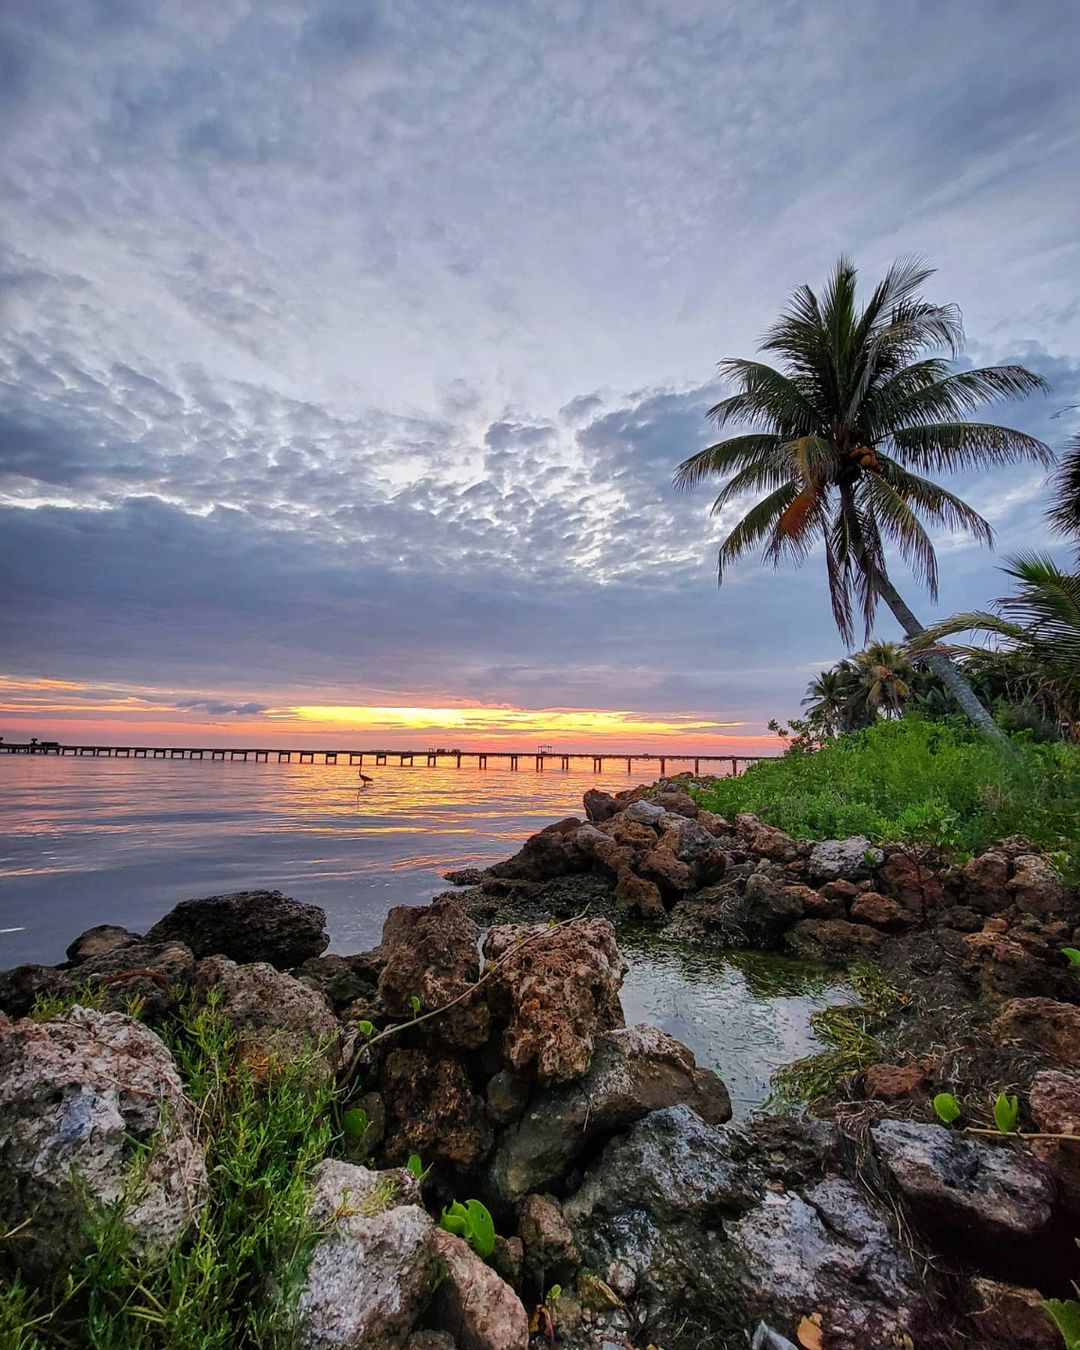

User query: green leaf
[1044,1298,1080,1350]
[357,1019,375,1038]
[463,1199,496,1259]
[438,1198,496,1259]
[341,1108,369,1141]
[406,1153,427,1180]
[993,1092,1020,1134]
[932,1092,961,1124]
[1062,948,1080,967]
[410,995,421,1015]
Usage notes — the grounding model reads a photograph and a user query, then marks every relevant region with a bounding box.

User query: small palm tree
[801,666,856,736]
[1049,432,1080,560]
[851,640,912,719]
[912,553,1080,738]
[675,256,1050,744]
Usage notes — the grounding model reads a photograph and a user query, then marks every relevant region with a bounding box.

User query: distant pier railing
[0,741,767,776]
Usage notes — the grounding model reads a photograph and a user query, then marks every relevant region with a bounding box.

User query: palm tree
[801,666,856,736]
[912,553,1080,738]
[675,256,1050,744]
[850,640,912,719]
[1049,432,1080,559]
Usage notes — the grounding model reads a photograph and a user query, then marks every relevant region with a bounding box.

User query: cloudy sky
[2,0,1078,751]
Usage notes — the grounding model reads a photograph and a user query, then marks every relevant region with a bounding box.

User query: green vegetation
[695,719,1080,866]
[914,552,1080,737]
[932,1092,961,1125]
[993,1092,1020,1135]
[0,993,338,1348]
[674,254,1050,741]
[439,1199,496,1260]
[768,964,900,1108]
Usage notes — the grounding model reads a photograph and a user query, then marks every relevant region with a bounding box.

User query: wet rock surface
[488,1024,731,1203]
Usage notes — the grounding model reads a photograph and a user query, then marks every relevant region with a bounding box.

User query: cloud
[175,698,269,716]
[0,0,1077,739]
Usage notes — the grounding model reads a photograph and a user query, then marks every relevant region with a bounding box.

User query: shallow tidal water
[0,756,845,1113]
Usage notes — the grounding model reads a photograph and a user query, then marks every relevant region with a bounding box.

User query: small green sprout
[406,1153,431,1181]
[1062,948,1080,967]
[933,1092,962,1125]
[993,1093,1020,1134]
[439,1198,496,1259]
[356,1019,375,1038]
[409,995,421,1016]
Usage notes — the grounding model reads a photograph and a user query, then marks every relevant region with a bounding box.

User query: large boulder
[146,889,329,968]
[431,1229,529,1350]
[0,963,73,1019]
[298,1159,440,1348]
[380,1048,493,1170]
[871,1120,1055,1241]
[711,870,806,948]
[0,1006,207,1280]
[991,997,1080,1068]
[79,938,197,1019]
[784,917,886,962]
[960,850,1011,912]
[563,1106,929,1349]
[483,918,626,1085]
[194,957,341,1079]
[487,1025,730,1204]
[583,789,619,823]
[1009,855,1067,916]
[807,837,882,881]
[485,819,586,882]
[735,814,799,863]
[377,898,489,1048]
[724,1178,928,1349]
[294,955,380,1011]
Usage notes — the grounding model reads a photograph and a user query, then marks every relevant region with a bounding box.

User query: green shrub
[695,720,1080,866]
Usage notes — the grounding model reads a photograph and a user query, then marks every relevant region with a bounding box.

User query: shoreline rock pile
[1,781,1079,1348]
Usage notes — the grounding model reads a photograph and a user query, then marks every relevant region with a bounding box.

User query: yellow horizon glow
[288,705,741,739]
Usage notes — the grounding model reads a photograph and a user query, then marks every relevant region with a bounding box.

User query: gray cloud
[0,0,1078,733]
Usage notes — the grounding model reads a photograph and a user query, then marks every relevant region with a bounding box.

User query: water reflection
[619,927,849,1116]
[0,758,846,1112]
[0,757,650,965]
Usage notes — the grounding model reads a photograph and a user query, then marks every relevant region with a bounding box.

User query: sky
[1,0,1079,752]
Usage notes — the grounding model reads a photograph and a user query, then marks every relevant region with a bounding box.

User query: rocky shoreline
[2,776,1079,1348]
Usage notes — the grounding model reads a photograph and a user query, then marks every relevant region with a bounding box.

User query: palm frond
[716,480,802,580]
[889,420,1052,471]
[1048,432,1080,553]
[673,434,785,493]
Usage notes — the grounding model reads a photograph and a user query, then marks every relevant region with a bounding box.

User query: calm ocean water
[0,756,840,1111]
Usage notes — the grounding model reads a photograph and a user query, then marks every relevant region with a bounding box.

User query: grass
[0,991,339,1349]
[694,718,1080,870]
[768,964,904,1109]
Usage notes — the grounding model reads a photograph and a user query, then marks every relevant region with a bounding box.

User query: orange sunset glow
[0,675,778,753]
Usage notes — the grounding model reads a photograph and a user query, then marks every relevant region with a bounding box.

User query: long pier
[0,741,766,776]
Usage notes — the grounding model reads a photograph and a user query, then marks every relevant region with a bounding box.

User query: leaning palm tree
[675,256,1051,743]
[912,553,1080,738]
[1049,432,1080,560]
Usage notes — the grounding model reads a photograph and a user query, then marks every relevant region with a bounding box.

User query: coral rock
[0,1006,207,1281]
[483,918,626,1085]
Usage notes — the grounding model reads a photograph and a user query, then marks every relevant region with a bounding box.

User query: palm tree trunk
[874,573,1010,747]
